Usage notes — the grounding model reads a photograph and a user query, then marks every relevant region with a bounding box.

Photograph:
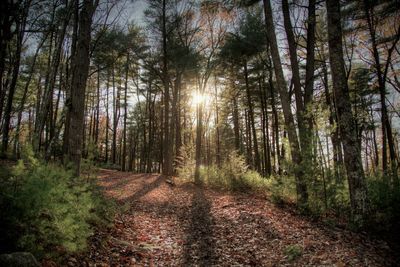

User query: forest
[0,0,399,266]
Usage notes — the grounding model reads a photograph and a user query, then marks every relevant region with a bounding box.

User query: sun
[191,91,206,106]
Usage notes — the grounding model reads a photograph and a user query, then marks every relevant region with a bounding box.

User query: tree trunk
[62,0,79,158]
[34,2,71,153]
[171,72,181,173]
[147,86,156,172]
[262,0,308,206]
[244,60,261,173]
[326,0,369,225]
[174,84,182,169]
[112,64,117,164]
[282,0,315,182]
[320,46,343,179]
[0,0,19,126]
[304,0,316,108]
[122,54,129,171]
[363,1,398,180]
[214,75,221,167]
[162,0,173,176]
[232,91,240,152]
[268,71,280,174]
[260,76,271,176]
[95,67,100,145]
[67,0,98,177]
[194,103,203,183]
[245,109,253,167]
[13,32,47,157]
[303,0,317,170]
[1,15,25,157]
[105,71,110,163]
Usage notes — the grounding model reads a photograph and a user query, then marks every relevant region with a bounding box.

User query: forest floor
[77,169,398,266]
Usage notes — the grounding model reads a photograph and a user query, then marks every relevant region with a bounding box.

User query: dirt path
[82,169,397,266]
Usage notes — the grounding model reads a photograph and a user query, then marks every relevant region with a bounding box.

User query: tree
[219,9,267,172]
[33,0,72,154]
[194,1,231,183]
[66,0,99,176]
[0,0,21,127]
[281,0,316,184]
[326,0,369,225]
[262,0,308,207]
[1,0,31,156]
[362,0,399,179]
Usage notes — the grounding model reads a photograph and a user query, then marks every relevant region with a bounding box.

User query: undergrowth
[177,148,400,234]
[284,244,303,262]
[0,146,115,260]
[178,151,270,192]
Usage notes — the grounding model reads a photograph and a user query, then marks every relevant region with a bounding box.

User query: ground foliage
[69,169,399,266]
[0,152,115,261]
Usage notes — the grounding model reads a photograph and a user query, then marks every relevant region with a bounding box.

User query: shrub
[367,173,400,231]
[269,175,297,204]
[176,144,196,181]
[15,164,93,254]
[97,161,121,171]
[0,147,114,259]
[284,244,302,262]
[179,151,272,193]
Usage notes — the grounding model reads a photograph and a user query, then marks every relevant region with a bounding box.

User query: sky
[98,0,400,133]
[116,0,147,27]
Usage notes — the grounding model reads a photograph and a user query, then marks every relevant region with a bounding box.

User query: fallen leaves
[75,169,397,266]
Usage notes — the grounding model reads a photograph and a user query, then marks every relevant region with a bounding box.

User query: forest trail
[82,169,396,266]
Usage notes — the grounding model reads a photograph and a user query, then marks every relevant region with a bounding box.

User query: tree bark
[162,0,173,176]
[363,1,398,179]
[326,0,369,225]
[171,72,182,173]
[232,85,240,152]
[260,76,271,176]
[245,109,253,167]
[214,75,221,167]
[105,70,110,162]
[303,0,317,168]
[112,64,118,164]
[282,0,315,182]
[244,59,261,172]
[262,0,308,206]
[304,0,316,107]
[67,0,98,176]
[268,71,280,174]
[95,67,100,145]
[62,0,79,158]
[1,14,25,157]
[194,103,203,183]
[34,1,71,153]
[13,31,48,157]
[122,54,129,171]
[0,0,19,126]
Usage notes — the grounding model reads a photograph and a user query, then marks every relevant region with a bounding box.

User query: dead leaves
[77,169,397,266]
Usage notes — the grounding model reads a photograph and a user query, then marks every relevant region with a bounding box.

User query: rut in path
[82,169,397,266]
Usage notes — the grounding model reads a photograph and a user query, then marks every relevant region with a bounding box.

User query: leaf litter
[74,169,398,266]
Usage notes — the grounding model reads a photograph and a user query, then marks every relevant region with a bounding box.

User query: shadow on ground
[101,172,157,193]
[122,175,164,203]
[183,186,215,267]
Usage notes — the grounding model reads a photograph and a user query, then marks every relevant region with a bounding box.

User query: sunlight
[191,91,207,107]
